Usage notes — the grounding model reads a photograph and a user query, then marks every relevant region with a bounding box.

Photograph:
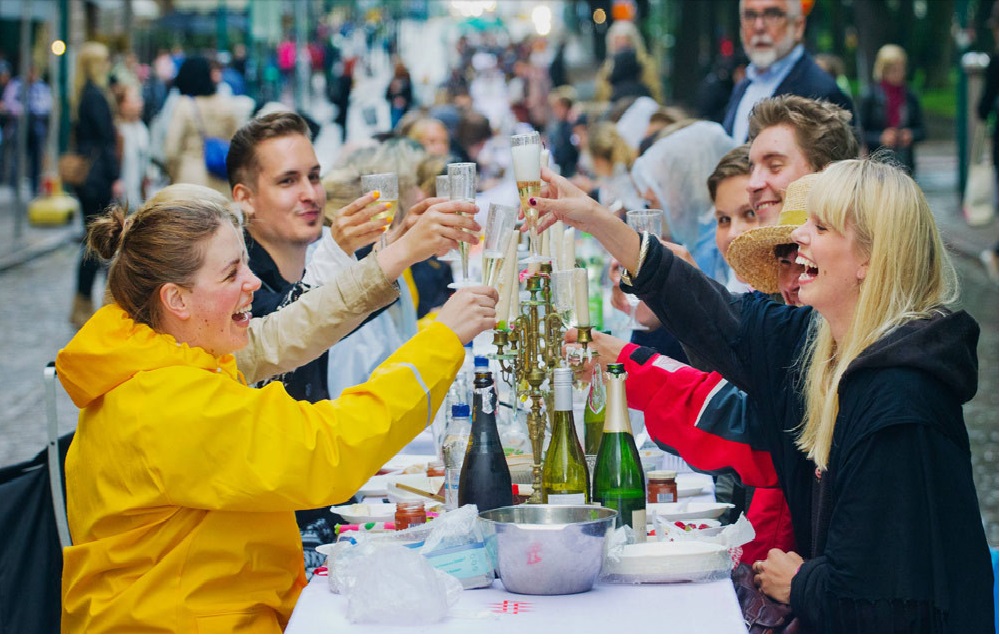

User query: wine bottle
[593,363,646,536]
[583,354,606,456]
[542,368,590,504]
[458,370,513,513]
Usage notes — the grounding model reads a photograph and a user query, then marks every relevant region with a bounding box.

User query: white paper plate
[331,502,398,523]
[386,476,444,503]
[381,454,437,473]
[604,540,731,583]
[676,474,714,498]
[647,501,734,520]
[357,472,433,498]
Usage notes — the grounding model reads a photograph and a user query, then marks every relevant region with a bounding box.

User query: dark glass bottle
[593,363,646,534]
[458,370,514,513]
[542,368,590,504]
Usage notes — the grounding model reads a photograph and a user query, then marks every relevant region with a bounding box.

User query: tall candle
[505,241,521,323]
[564,228,576,269]
[540,226,550,260]
[497,233,518,323]
[550,221,564,269]
[573,267,589,327]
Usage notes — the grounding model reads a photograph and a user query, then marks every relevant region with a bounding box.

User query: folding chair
[0,364,72,632]
[43,362,72,548]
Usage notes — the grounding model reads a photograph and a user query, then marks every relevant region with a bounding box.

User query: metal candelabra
[491,263,593,503]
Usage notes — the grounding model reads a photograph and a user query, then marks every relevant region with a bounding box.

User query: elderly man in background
[724,0,853,143]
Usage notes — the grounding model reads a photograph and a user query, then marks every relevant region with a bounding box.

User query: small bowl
[477,504,617,595]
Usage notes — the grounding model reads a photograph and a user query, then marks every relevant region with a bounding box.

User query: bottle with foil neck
[458,370,513,513]
[542,368,590,504]
[592,363,646,535]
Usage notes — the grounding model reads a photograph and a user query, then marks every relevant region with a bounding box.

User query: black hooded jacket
[624,239,994,633]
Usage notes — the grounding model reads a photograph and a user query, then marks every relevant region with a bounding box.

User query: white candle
[505,241,521,323]
[573,267,589,327]
[540,226,550,260]
[564,228,576,269]
[550,221,564,269]
[540,148,550,169]
[494,232,517,326]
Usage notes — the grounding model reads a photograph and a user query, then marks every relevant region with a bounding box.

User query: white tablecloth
[285,575,747,634]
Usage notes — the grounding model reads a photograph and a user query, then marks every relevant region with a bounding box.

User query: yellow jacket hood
[57,304,242,408]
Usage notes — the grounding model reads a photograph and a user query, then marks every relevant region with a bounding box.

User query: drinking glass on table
[360,173,398,251]
[510,131,548,263]
[623,209,664,331]
[447,162,478,285]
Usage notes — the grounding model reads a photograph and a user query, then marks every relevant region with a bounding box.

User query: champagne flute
[511,131,547,263]
[435,174,460,263]
[360,172,398,251]
[447,162,477,287]
[623,209,663,331]
[481,203,518,288]
[550,269,576,327]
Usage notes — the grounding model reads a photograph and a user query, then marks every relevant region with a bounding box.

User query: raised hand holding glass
[360,173,399,251]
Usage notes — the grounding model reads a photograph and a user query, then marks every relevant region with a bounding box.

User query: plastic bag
[418,504,496,589]
[330,537,463,625]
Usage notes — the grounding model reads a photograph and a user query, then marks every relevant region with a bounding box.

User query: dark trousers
[76,192,110,298]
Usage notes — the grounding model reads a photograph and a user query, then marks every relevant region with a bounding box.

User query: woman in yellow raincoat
[55,197,496,633]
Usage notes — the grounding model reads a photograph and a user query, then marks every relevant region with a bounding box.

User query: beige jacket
[236,252,399,384]
[163,94,242,197]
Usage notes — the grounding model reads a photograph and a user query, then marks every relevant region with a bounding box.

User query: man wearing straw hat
[727,172,821,306]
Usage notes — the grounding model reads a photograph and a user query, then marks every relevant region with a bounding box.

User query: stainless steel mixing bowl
[477,504,617,595]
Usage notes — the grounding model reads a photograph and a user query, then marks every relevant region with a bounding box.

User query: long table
[285,575,747,633]
[284,433,748,633]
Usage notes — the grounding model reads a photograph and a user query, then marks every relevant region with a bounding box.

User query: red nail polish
[529,198,537,206]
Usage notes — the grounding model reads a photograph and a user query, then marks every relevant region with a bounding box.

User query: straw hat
[727,173,819,294]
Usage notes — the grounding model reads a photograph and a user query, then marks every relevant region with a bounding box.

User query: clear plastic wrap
[327,505,495,592]
[329,540,464,625]
[600,514,756,584]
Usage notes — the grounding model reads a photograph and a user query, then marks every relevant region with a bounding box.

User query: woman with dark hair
[163,55,243,195]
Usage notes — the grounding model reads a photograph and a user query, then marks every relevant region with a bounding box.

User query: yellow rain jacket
[56,304,464,633]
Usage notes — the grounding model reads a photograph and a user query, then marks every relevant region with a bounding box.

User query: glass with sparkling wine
[622,209,664,330]
[511,131,547,263]
[360,172,399,251]
[447,162,478,287]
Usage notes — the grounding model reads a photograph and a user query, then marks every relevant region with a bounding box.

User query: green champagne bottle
[593,363,646,535]
[583,353,606,456]
[542,368,590,504]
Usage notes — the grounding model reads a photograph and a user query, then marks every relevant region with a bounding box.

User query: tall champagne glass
[481,203,518,288]
[511,131,546,262]
[436,174,460,263]
[623,209,663,330]
[360,173,398,251]
[447,162,477,286]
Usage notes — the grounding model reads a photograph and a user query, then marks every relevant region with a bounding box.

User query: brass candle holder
[491,263,596,502]
[492,264,562,502]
